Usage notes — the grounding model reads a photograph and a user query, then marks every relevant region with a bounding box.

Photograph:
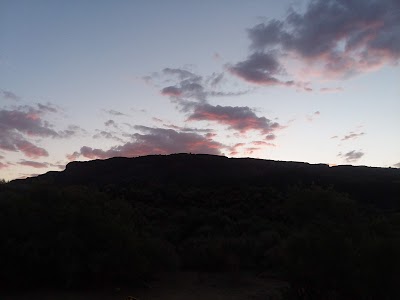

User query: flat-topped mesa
[8,153,400,207]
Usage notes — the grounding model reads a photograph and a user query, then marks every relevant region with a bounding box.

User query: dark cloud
[1,89,20,101]
[227,52,294,86]
[105,119,117,127]
[338,150,365,163]
[161,86,182,97]
[188,104,280,135]
[19,160,48,168]
[265,134,276,140]
[160,67,249,104]
[160,68,206,102]
[68,126,225,160]
[394,162,400,168]
[247,0,400,77]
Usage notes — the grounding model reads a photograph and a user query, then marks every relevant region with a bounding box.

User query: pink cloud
[0,104,80,159]
[19,160,49,168]
[252,140,275,147]
[15,140,49,158]
[68,126,225,161]
[188,104,280,135]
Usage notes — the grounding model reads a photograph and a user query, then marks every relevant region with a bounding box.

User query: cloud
[105,119,117,127]
[161,86,183,97]
[37,103,58,113]
[394,162,400,168]
[252,140,275,146]
[152,117,163,123]
[320,87,343,93]
[0,104,79,158]
[59,125,86,138]
[14,139,49,158]
[208,72,224,87]
[227,52,294,86]
[103,109,128,116]
[341,132,365,141]
[68,126,225,160]
[1,89,20,101]
[93,130,124,142]
[229,142,246,156]
[0,108,59,138]
[163,68,201,81]
[0,162,8,169]
[187,103,280,135]
[306,111,321,122]
[162,123,214,133]
[247,0,400,78]
[230,140,275,156]
[338,150,364,163]
[19,160,48,168]
[244,147,261,155]
[159,67,250,106]
[157,67,281,137]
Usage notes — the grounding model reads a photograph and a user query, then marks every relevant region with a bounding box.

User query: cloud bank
[245,0,400,79]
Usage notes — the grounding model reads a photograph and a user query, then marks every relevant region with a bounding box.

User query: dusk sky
[1,0,400,180]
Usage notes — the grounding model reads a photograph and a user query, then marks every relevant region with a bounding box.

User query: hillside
[3,154,400,299]
[12,153,400,208]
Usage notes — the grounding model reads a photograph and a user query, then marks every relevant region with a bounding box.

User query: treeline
[1,179,400,299]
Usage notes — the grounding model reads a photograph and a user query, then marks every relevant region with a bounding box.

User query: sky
[1,0,400,181]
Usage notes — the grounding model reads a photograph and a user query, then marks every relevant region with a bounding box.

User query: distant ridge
[11,153,400,208]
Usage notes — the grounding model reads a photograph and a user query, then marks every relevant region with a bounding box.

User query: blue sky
[1,0,400,180]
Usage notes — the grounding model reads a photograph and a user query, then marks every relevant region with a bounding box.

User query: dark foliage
[2,154,400,298]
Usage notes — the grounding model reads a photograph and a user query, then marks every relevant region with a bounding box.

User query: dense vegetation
[2,154,400,299]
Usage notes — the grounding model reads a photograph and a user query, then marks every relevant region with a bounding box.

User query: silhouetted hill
[11,153,400,208]
[4,154,400,297]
